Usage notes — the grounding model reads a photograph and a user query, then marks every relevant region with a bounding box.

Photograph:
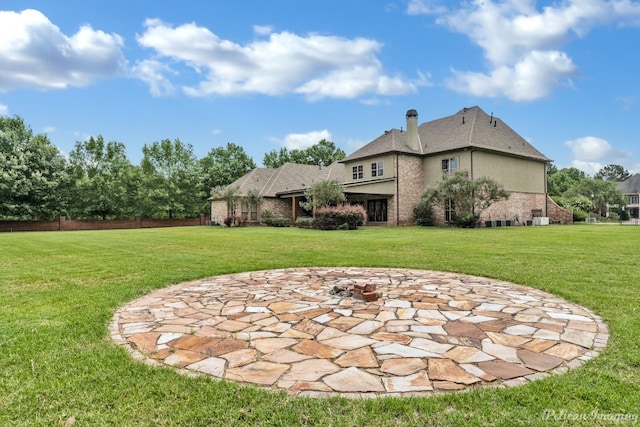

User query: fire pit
[330,283,379,301]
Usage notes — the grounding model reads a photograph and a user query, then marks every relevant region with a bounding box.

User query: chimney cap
[406,109,418,118]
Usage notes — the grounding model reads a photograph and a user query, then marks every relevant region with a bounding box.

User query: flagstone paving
[109,267,609,397]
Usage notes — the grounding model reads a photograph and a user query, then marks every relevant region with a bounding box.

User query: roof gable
[617,173,640,193]
[342,106,550,163]
[214,162,344,199]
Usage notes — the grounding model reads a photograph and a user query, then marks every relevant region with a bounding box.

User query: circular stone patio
[109,268,609,397]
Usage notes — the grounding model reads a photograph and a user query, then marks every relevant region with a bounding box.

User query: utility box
[533,217,549,226]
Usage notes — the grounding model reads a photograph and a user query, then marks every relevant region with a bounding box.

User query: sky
[1,0,639,174]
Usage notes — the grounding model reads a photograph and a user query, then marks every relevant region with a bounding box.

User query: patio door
[367,199,387,222]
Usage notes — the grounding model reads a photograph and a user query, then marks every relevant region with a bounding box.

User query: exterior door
[367,199,387,222]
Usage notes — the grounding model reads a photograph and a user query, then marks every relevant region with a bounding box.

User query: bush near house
[295,217,314,228]
[314,204,366,230]
[261,210,291,227]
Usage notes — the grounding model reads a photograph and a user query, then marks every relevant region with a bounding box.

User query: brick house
[210,106,572,226]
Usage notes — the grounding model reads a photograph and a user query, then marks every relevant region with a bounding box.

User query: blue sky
[1,1,639,173]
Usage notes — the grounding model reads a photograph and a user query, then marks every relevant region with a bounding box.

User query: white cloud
[0,104,8,115]
[565,136,614,161]
[570,160,604,176]
[211,128,222,135]
[131,59,176,96]
[565,136,632,174]
[135,19,424,100]
[253,25,273,36]
[414,0,640,101]
[43,126,56,134]
[280,130,332,150]
[406,0,448,15]
[0,9,127,91]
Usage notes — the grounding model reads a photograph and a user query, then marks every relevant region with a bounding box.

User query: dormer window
[371,161,384,177]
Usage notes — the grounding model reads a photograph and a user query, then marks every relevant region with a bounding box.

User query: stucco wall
[472,151,546,193]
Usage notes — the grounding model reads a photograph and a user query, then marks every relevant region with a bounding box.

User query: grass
[0,225,639,426]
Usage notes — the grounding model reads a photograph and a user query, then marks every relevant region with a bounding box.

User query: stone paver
[110,267,609,397]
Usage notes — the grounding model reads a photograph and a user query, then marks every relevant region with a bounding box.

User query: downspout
[396,153,400,226]
[544,163,548,217]
[470,148,475,217]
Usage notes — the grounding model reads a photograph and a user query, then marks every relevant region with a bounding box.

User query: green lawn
[1,225,638,426]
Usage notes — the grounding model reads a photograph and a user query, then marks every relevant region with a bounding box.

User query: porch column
[291,197,297,222]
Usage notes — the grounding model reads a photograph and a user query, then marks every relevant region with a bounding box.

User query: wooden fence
[0,215,207,232]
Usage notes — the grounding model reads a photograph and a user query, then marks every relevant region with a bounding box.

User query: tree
[263,139,345,168]
[0,115,69,220]
[68,136,140,219]
[299,180,346,212]
[210,185,240,225]
[566,178,626,217]
[547,167,587,198]
[200,142,256,196]
[140,138,202,218]
[594,164,631,182]
[422,171,508,227]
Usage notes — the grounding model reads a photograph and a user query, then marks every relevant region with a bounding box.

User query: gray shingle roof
[617,173,640,193]
[341,106,550,163]
[212,162,344,199]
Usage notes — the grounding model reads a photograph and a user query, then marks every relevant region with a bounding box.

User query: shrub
[453,213,481,228]
[413,198,434,226]
[314,204,366,230]
[295,217,314,228]
[261,209,274,226]
[573,209,588,222]
[269,216,291,227]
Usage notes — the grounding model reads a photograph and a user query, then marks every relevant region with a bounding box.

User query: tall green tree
[547,167,587,197]
[68,136,140,220]
[0,116,68,220]
[566,178,626,216]
[200,143,256,196]
[263,139,345,168]
[141,138,202,218]
[594,164,631,182]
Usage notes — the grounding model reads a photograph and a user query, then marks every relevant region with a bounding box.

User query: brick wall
[396,154,424,225]
[210,200,228,225]
[261,198,291,220]
[546,196,573,224]
[426,192,571,227]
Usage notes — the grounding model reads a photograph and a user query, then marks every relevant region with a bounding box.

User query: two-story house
[617,173,640,219]
[210,106,572,226]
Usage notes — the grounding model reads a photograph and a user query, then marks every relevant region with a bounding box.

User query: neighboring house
[210,106,572,226]
[616,173,640,219]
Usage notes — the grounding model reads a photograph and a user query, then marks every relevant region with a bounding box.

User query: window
[444,199,455,223]
[240,201,258,221]
[371,161,384,177]
[352,165,363,180]
[442,157,458,176]
[630,195,639,204]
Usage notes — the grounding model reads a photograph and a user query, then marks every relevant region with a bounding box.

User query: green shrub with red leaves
[314,204,366,230]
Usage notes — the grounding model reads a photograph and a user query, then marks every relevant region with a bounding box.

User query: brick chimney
[405,109,420,151]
